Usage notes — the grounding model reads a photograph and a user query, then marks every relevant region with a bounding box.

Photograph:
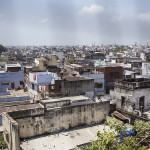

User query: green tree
[114,46,127,52]
[67,58,77,64]
[0,57,6,62]
[0,44,7,54]
[80,118,150,150]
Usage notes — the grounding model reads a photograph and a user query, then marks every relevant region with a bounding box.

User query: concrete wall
[142,62,150,75]
[29,72,53,84]
[9,102,109,139]
[40,100,70,108]
[0,95,30,103]
[115,87,150,112]
[61,79,94,96]
[2,113,20,150]
[81,74,104,95]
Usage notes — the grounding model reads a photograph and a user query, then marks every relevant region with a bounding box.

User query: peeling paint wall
[61,79,94,96]
[115,87,150,112]
[2,113,20,150]
[12,102,109,139]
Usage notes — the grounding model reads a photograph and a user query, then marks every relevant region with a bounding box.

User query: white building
[142,62,150,75]
[29,72,60,99]
[115,78,150,113]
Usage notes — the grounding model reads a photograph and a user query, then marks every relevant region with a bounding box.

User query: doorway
[11,82,15,89]
[139,96,145,112]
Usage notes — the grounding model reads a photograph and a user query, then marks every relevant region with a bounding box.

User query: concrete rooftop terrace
[20,124,109,150]
[0,90,29,98]
[41,95,90,103]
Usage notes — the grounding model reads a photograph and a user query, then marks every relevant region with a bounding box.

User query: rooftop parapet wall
[2,113,20,150]
[5,101,110,139]
[8,106,44,119]
[115,78,150,89]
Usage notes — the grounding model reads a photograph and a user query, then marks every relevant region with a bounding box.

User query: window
[95,83,103,88]
[121,96,125,108]
[32,84,35,90]
[139,96,145,112]
[1,82,9,85]
[20,81,24,85]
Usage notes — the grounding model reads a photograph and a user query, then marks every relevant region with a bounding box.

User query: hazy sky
[0,0,150,45]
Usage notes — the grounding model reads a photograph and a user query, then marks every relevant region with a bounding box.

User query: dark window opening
[32,84,35,90]
[139,96,145,112]
[121,96,125,108]
[1,82,9,85]
[95,83,103,88]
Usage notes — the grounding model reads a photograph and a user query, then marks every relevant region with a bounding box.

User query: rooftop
[0,90,29,98]
[64,75,92,81]
[115,78,150,89]
[71,64,83,68]
[0,103,43,115]
[20,124,109,150]
[41,95,90,103]
[6,63,21,67]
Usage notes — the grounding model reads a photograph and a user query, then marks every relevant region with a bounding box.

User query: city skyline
[0,0,150,46]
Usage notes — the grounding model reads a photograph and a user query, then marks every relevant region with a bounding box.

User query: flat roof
[71,64,83,68]
[0,103,44,115]
[20,124,109,150]
[0,90,29,98]
[6,63,21,67]
[64,75,92,81]
[41,95,90,103]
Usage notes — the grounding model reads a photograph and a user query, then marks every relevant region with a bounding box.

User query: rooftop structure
[115,78,150,90]
[115,78,150,113]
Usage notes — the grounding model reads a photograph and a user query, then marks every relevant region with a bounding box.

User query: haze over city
[0,0,150,46]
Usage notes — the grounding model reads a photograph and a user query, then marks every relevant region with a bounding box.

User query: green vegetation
[0,141,7,149]
[42,55,49,60]
[0,57,6,62]
[114,46,127,52]
[0,44,7,54]
[80,118,150,150]
[67,58,78,64]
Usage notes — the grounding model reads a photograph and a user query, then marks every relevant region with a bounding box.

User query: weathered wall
[0,95,30,103]
[142,62,150,75]
[2,113,20,150]
[61,79,94,96]
[81,73,105,95]
[115,87,150,112]
[14,102,109,139]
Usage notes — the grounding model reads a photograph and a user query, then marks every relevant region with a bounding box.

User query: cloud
[111,16,123,22]
[40,18,48,24]
[79,4,104,14]
[138,12,150,21]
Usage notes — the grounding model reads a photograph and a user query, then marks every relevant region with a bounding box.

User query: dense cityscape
[0,43,150,149]
[1,0,150,150]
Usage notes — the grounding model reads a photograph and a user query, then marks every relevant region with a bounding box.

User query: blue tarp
[120,129,136,141]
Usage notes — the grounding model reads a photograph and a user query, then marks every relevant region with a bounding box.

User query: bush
[0,141,7,149]
[80,118,150,150]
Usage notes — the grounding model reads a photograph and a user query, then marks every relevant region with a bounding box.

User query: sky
[0,0,150,46]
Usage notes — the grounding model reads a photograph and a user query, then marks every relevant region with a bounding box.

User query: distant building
[142,62,150,75]
[81,73,104,96]
[96,66,123,94]
[0,65,24,91]
[28,72,60,99]
[61,75,94,97]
